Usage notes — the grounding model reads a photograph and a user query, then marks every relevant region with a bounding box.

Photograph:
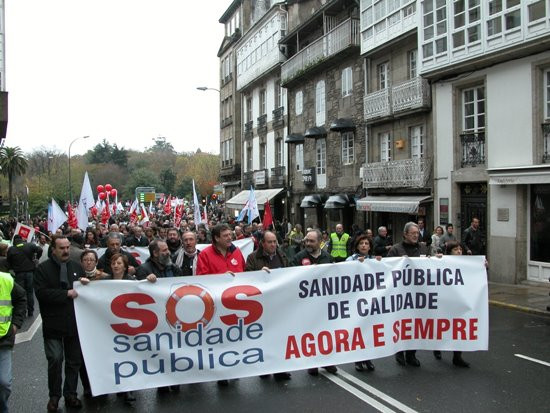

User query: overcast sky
[5,0,227,156]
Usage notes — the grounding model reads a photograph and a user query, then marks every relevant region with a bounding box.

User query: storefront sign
[254,170,266,185]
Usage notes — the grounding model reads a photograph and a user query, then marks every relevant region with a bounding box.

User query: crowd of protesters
[0,206,487,412]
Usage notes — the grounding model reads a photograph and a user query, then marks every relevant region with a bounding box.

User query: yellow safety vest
[0,272,13,337]
[330,233,349,258]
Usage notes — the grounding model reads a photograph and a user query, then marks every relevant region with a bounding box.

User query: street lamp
[196,86,220,93]
[68,135,89,203]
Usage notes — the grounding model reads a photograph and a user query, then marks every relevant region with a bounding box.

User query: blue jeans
[0,348,12,413]
[14,272,34,315]
[44,337,81,399]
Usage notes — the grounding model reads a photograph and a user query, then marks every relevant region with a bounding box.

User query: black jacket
[136,258,183,280]
[291,249,333,266]
[0,282,26,348]
[34,259,84,338]
[462,227,485,255]
[387,241,430,257]
[373,235,392,257]
[97,248,140,275]
[7,242,42,273]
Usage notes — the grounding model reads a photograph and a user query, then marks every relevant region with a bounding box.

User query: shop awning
[488,165,550,185]
[300,194,324,208]
[330,118,356,132]
[285,133,305,144]
[325,194,353,209]
[304,126,327,138]
[225,188,285,210]
[356,195,431,214]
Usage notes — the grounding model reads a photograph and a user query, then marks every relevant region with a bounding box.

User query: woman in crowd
[346,234,378,372]
[79,252,136,401]
[431,226,444,255]
[84,230,99,249]
[432,240,470,368]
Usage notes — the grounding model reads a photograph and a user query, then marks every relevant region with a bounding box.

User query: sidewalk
[489,281,550,317]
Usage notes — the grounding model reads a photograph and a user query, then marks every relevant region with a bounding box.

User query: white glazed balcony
[362,157,432,189]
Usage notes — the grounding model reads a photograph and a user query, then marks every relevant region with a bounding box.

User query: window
[316,138,327,188]
[259,89,267,116]
[529,1,546,23]
[486,0,521,37]
[246,97,253,123]
[275,137,284,167]
[463,86,485,131]
[377,62,389,89]
[409,125,425,158]
[260,143,267,169]
[408,49,417,79]
[364,126,370,163]
[295,91,303,115]
[342,67,353,97]
[341,132,355,165]
[545,69,550,119]
[423,0,448,57]
[380,132,392,162]
[274,80,283,108]
[246,143,253,171]
[315,80,326,126]
[295,143,304,171]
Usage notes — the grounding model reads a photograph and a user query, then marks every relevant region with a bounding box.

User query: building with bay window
[421,0,550,283]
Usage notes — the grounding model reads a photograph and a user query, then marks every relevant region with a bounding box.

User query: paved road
[10,306,550,412]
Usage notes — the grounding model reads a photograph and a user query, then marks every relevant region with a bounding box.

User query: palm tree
[0,146,28,216]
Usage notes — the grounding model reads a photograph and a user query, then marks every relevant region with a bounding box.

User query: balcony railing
[543,123,550,163]
[281,18,359,85]
[460,131,486,167]
[220,116,233,129]
[392,77,431,113]
[272,106,285,129]
[270,165,285,187]
[364,88,391,121]
[244,121,253,140]
[220,162,241,178]
[365,77,431,122]
[362,157,432,189]
[257,114,267,136]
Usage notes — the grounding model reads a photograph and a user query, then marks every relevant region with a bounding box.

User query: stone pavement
[489,281,550,317]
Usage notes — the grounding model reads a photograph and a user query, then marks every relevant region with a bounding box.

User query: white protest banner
[94,238,254,265]
[74,256,488,396]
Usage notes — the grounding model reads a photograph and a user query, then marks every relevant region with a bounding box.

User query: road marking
[15,315,42,344]
[514,354,550,367]
[321,371,396,413]
[337,369,419,413]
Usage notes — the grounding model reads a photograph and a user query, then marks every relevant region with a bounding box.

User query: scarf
[175,249,198,274]
[52,255,69,289]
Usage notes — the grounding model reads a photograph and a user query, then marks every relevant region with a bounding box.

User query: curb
[489,300,550,318]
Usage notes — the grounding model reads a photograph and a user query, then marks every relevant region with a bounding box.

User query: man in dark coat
[373,226,393,257]
[136,239,182,393]
[173,231,200,276]
[7,234,42,317]
[97,232,139,276]
[245,230,290,380]
[291,229,337,376]
[462,217,485,255]
[124,226,149,247]
[387,222,430,368]
[34,235,85,411]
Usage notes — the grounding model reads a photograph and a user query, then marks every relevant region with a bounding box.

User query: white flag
[140,203,149,224]
[247,186,260,224]
[193,180,201,225]
[48,198,67,232]
[76,172,94,231]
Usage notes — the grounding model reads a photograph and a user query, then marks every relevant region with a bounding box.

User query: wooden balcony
[362,157,432,189]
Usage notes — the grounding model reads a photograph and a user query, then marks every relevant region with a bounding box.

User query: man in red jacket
[196,223,245,277]
[195,223,245,386]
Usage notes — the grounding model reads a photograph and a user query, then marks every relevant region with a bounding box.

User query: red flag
[164,195,172,215]
[101,199,111,225]
[90,204,98,220]
[263,201,273,230]
[175,204,183,227]
[67,202,78,229]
